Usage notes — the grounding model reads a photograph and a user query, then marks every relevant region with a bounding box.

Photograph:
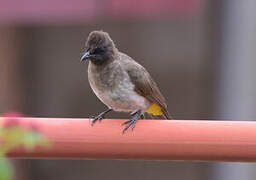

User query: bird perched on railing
[81,30,171,132]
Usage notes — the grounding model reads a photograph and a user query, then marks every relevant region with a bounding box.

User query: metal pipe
[3,117,256,162]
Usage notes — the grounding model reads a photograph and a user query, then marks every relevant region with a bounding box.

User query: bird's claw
[122,119,131,125]
[122,110,141,133]
[90,108,112,127]
[122,119,137,133]
[91,114,104,126]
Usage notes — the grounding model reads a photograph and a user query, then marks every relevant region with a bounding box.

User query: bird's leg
[91,108,112,126]
[122,110,142,133]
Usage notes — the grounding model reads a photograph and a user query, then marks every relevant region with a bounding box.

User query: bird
[80,30,171,132]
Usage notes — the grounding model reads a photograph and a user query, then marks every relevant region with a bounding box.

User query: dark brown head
[81,31,116,65]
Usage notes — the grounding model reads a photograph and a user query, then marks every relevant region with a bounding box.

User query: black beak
[80,51,91,62]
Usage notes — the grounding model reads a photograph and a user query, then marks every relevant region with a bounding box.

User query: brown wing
[121,54,171,119]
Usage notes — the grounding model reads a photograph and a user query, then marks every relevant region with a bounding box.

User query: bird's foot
[91,108,112,126]
[122,110,142,133]
[91,114,104,126]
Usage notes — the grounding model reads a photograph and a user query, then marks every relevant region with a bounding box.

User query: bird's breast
[88,62,150,112]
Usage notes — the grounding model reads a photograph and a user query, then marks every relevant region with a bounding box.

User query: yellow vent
[146,103,163,116]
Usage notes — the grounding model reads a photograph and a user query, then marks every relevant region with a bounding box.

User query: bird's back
[118,52,171,119]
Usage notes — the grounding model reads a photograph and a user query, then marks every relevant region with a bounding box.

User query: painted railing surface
[3,117,256,162]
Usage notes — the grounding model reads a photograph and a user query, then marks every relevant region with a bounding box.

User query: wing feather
[120,53,171,119]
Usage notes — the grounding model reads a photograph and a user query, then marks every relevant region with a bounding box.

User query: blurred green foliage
[0,114,50,180]
[0,159,12,180]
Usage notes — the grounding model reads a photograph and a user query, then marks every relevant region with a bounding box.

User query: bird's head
[81,31,116,65]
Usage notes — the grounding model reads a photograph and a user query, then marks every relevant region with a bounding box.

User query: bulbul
[81,30,171,132]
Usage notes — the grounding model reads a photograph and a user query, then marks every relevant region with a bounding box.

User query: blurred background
[1,0,256,179]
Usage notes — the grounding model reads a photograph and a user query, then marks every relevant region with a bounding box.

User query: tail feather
[161,107,172,119]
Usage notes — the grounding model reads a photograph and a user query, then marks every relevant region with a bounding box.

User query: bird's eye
[93,47,104,54]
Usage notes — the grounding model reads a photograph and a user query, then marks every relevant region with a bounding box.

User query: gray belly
[88,61,150,112]
[89,75,150,113]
